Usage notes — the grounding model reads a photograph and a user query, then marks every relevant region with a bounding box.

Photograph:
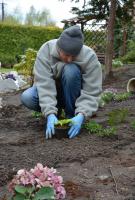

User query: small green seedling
[97,127,116,137]
[108,108,129,126]
[84,120,116,137]
[114,92,132,102]
[100,92,114,106]
[84,120,102,134]
[55,119,72,127]
[32,111,43,118]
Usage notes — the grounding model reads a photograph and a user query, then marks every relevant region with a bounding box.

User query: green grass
[0,67,12,73]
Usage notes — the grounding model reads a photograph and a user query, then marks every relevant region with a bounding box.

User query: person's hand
[45,114,58,139]
[68,113,85,139]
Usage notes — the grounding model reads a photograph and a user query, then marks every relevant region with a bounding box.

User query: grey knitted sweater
[34,39,102,118]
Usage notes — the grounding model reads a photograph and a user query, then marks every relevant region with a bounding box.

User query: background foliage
[0,24,62,66]
[13,48,37,78]
[121,39,135,63]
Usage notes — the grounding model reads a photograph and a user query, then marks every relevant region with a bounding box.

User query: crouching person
[21,25,102,139]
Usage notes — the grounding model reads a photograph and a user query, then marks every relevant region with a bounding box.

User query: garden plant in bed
[54,119,72,139]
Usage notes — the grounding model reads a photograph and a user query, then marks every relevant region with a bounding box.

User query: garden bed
[0,66,135,200]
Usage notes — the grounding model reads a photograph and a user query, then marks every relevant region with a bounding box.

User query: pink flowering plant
[100,88,132,107]
[100,88,118,107]
[8,163,66,200]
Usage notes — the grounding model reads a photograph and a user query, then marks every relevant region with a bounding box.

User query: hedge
[0,24,62,67]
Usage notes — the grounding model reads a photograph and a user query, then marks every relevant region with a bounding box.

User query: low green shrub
[121,51,135,64]
[13,48,37,85]
[112,59,123,68]
[121,40,135,64]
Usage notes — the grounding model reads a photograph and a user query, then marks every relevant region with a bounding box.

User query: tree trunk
[121,27,127,56]
[105,0,116,79]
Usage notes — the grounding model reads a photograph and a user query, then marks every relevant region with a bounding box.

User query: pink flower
[37,163,44,170]
[9,163,66,199]
[104,88,118,94]
[55,186,66,199]
[17,169,25,175]
[30,163,44,177]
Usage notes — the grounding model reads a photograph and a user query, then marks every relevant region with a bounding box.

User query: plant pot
[127,78,135,92]
[54,126,70,139]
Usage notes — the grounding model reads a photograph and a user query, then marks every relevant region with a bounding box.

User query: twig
[109,166,119,195]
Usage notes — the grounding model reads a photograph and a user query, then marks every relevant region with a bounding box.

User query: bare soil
[0,66,135,200]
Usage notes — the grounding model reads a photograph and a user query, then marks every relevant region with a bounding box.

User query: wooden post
[105,0,116,79]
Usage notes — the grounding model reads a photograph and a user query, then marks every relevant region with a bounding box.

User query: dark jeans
[21,63,82,118]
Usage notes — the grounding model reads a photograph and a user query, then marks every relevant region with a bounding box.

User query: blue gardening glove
[68,113,85,139]
[45,114,58,139]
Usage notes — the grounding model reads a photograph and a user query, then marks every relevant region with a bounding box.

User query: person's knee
[21,87,41,111]
[21,89,33,107]
[62,63,81,82]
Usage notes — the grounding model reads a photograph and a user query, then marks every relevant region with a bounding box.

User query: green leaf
[15,185,27,195]
[55,119,71,127]
[33,187,55,200]
[13,193,26,200]
[26,186,35,194]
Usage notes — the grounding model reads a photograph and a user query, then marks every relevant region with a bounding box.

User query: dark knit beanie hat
[57,25,84,56]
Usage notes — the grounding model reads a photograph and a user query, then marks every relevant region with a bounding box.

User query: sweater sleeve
[33,43,58,117]
[75,53,102,118]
